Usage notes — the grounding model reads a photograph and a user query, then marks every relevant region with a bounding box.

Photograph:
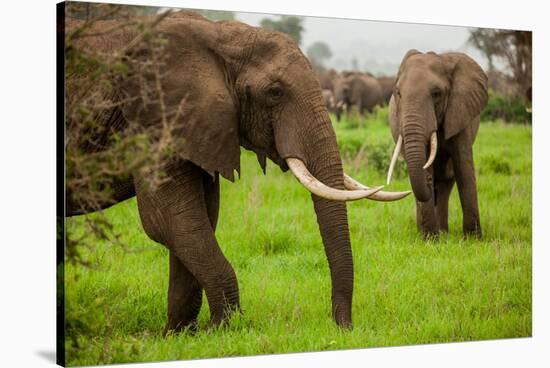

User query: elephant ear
[388,95,401,142]
[174,61,241,182]
[123,12,246,182]
[442,52,488,140]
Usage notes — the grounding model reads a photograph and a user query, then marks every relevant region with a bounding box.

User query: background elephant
[66,11,405,332]
[317,69,336,91]
[377,76,396,105]
[333,72,384,121]
[387,49,488,237]
[321,88,336,112]
[317,69,341,119]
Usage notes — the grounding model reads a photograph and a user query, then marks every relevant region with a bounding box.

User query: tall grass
[65,109,532,366]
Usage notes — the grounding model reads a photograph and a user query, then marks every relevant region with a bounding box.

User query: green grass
[65,109,532,366]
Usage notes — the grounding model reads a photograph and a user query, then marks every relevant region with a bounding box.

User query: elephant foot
[464,228,482,239]
[205,301,242,330]
[463,219,482,239]
[420,229,440,241]
[417,213,439,239]
[163,319,199,337]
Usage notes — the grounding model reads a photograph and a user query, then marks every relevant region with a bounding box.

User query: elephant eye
[431,89,442,99]
[267,83,284,101]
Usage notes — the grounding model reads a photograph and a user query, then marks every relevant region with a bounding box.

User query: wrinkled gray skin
[389,50,488,237]
[333,73,384,121]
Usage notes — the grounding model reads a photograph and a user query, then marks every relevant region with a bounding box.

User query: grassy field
[65,109,532,366]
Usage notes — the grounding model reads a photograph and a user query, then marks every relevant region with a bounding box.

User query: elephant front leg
[434,179,455,232]
[164,173,221,334]
[415,168,438,238]
[135,162,240,330]
[416,197,438,238]
[176,227,240,327]
[165,252,203,334]
[450,133,482,237]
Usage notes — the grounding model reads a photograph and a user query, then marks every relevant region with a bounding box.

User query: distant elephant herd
[66,11,488,332]
[319,69,391,121]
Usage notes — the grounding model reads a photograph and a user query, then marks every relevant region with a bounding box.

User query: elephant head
[332,76,351,122]
[387,50,488,202]
[117,11,408,327]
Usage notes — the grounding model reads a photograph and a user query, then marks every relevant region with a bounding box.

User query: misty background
[67,3,530,104]
[236,11,488,76]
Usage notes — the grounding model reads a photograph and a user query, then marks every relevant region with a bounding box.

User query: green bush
[367,141,391,174]
[481,90,531,124]
[337,133,365,157]
[480,155,512,175]
[341,111,365,130]
[334,106,407,179]
[367,141,407,179]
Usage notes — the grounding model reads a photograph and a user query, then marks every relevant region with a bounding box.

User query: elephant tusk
[343,174,411,202]
[286,158,384,201]
[386,134,403,185]
[423,131,438,170]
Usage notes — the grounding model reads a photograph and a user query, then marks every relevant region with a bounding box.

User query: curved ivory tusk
[423,131,438,170]
[343,174,411,202]
[386,135,403,185]
[286,158,384,201]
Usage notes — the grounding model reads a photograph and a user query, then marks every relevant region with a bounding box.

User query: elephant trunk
[306,116,354,328]
[402,119,432,202]
[275,99,389,327]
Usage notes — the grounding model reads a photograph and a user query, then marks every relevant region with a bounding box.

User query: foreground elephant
[387,50,488,237]
[333,72,384,121]
[66,11,408,332]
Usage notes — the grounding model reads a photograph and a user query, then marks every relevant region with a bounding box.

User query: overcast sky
[235,11,488,76]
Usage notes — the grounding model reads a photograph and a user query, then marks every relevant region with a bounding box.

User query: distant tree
[351,57,359,71]
[66,2,158,20]
[468,29,532,99]
[307,41,332,68]
[196,9,235,21]
[468,29,500,72]
[260,15,304,45]
[499,30,532,98]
